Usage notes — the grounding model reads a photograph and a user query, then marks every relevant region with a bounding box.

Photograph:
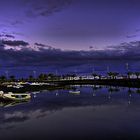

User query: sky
[0,0,140,76]
[1,0,140,50]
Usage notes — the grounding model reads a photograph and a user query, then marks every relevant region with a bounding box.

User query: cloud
[0,38,140,67]
[0,34,15,39]
[126,34,138,38]
[1,40,29,47]
[25,0,73,17]
[10,20,23,26]
[126,29,140,38]
[136,29,140,32]
[89,46,93,49]
[34,43,46,47]
[4,34,15,39]
[12,32,24,36]
[34,42,52,49]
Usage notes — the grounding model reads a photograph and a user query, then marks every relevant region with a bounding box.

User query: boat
[30,82,40,86]
[7,85,13,88]
[13,84,24,89]
[69,90,80,94]
[0,91,4,98]
[2,92,31,101]
[31,91,41,94]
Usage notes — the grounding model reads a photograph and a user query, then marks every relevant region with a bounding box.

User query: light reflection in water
[0,85,140,139]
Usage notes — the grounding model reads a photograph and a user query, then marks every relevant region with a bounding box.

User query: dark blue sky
[0,0,140,75]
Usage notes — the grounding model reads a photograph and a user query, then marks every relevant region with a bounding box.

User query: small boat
[31,91,40,94]
[13,85,24,89]
[30,82,40,86]
[69,90,80,94]
[2,92,31,101]
[7,85,13,88]
[0,91,4,98]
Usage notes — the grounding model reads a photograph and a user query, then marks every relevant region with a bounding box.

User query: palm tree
[38,73,47,81]
[135,72,140,79]
[0,75,6,82]
[107,72,119,79]
[71,74,76,80]
[61,74,66,80]
[112,72,119,79]
[29,75,34,81]
[127,72,133,79]
[98,74,102,80]
[79,76,82,80]
[65,74,71,80]
[47,73,55,81]
[92,73,97,80]
[20,77,25,82]
[107,72,113,79]
[9,75,15,82]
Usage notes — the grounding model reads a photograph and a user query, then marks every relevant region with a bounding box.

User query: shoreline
[54,79,140,88]
[0,79,140,93]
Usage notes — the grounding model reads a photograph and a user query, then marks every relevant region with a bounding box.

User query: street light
[107,66,110,72]
[125,63,129,72]
[5,70,9,79]
[33,70,36,78]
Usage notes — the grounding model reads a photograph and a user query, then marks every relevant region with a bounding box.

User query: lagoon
[0,85,140,140]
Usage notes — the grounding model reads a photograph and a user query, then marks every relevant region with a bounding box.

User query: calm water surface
[0,85,140,140]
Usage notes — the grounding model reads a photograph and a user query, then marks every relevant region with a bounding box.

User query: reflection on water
[0,100,30,108]
[1,85,140,140]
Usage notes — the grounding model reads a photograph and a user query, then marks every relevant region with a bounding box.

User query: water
[0,85,140,140]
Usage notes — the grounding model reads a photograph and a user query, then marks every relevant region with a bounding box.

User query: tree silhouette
[9,75,15,82]
[127,72,133,79]
[0,75,6,82]
[135,72,140,79]
[112,72,119,79]
[92,73,97,79]
[29,75,34,81]
[38,73,47,81]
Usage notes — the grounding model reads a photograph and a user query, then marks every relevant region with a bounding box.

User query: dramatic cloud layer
[0,37,140,67]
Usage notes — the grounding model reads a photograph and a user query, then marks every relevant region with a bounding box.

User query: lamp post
[92,66,95,73]
[5,70,9,79]
[125,63,129,72]
[107,66,110,73]
[33,70,36,79]
[55,69,58,75]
